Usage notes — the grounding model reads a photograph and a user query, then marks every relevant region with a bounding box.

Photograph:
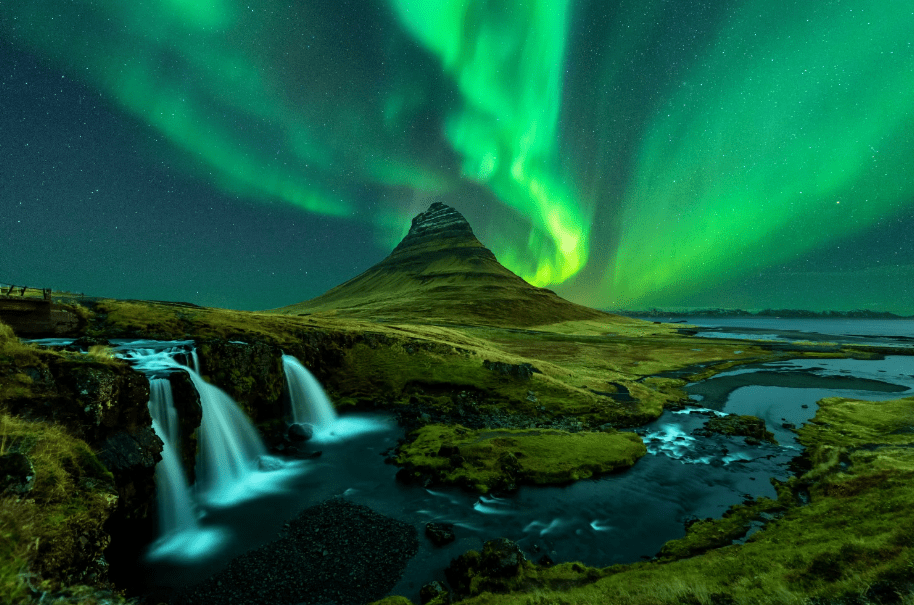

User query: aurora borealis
[2,0,913,312]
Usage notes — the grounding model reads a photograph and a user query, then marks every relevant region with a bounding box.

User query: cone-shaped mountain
[275,202,607,326]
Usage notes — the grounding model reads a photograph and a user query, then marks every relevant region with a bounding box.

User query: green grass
[0,411,117,601]
[397,424,646,493]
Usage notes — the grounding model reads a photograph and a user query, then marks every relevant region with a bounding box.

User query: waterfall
[282,355,338,428]
[148,380,197,537]
[185,370,269,506]
[146,378,227,562]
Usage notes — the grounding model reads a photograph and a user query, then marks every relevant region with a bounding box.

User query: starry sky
[2,0,913,313]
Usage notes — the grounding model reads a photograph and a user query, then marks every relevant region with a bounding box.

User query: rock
[537,553,555,567]
[64,336,112,352]
[0,452,35,495]
[480,538,526,577]
[257,456,284,471]
[96,427,162,473]
[288,422,314,442]
[419,580,449,604]
[482,360,540,381]
[425,522,456,546]
[704,414,778,444]
[445,538,528,599]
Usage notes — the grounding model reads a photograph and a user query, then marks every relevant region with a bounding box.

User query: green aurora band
[604,0,914,308]
[3,0,913,310]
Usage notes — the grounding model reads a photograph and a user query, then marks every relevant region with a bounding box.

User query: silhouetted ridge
[274,202,607,326]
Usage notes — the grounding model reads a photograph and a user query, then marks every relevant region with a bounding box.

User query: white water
[185,370,280,507]
[146,383,228,562]
[282,354,390,443]
[282,355,337,428]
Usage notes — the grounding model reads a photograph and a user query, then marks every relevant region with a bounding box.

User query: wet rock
[425,522,456,546]
[446,538,528,598]
[197,338,285,421]
[420,580,450,604]
[288,422,314,442]
[96,427,162,473]
[702,414,778,444]
[64,336,112,352]
[480,538,526,577]
[0,452,35,495]
[482,360,540,381]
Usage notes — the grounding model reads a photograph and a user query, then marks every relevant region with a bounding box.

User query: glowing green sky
[1,0,912,312]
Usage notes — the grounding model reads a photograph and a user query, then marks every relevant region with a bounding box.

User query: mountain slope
[273,202,608,326]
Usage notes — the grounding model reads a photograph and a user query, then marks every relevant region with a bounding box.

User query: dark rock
[64,336,112,352]
[782,422,796,430]
[437,443,459,457]
[445,538,527,599]
[96,427,162,473]
[172,499,418,605]
[196,338,285,422]
[704,414,778,444]
[481,538,525,577]
[483,360,540,381]
[288,422,314,442]
[166,370,202,483]
[0,452,35,495]
[537,554,555,567]
[425,522,456,546]
[420,580,450,604]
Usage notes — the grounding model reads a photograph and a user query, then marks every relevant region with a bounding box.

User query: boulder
[482,360,540,381]
[288,422,314,442]
[425,522,456,546]
[419,580,450,604]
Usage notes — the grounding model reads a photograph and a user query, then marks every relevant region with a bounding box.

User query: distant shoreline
[609,309,914,320]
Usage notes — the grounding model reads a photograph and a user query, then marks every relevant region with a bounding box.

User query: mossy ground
[0,411,119,603]
[396,424,646,493]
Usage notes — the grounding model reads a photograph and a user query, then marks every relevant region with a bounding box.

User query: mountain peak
[391,202,481,256]
[274,201,607,327]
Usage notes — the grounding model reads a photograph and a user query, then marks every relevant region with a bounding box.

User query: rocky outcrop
[445,538,530,599]
[695,414,778,445]
[197,338,285,421]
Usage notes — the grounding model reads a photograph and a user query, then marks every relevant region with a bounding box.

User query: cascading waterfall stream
[282,354,338,428]
[281,354,388,443]
[185,370,271,506]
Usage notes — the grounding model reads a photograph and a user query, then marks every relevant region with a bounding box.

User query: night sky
[2,0,913,313]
